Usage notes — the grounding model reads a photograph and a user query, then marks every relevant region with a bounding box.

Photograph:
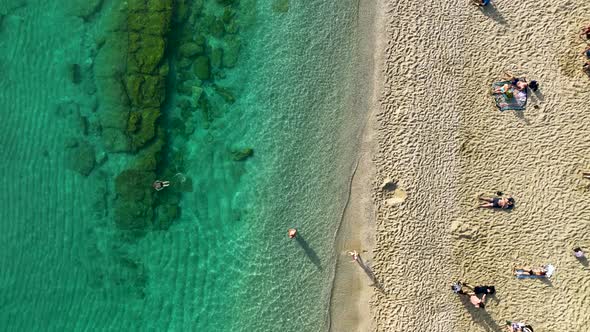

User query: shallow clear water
[0,0,367,330]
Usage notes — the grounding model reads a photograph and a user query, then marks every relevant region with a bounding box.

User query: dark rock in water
[103,128,130,152]
[231,147,253,161]
[70,64,82,84]
[68,141,96,176]
[272,0,289,13]
[179,42,203,58]
[114,169,156,230]
[127,108,161,151]
[217,0,237,5]
[193,56,210,80]
[222,36,240,68]
[211,47,223,69]
[213,84,235,104]
[155,203,180,230]
[64,137,79,148]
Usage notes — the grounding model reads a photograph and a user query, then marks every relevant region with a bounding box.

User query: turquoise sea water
[0,0,367,331]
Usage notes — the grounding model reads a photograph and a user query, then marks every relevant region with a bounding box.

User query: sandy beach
[346,0,590,331]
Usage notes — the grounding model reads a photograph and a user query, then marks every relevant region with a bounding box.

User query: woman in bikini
[478,194,515,209]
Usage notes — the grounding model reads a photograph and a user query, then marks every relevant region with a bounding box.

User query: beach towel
[492,80,527,111]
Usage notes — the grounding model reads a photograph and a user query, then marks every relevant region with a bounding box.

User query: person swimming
[288,228,297,239]
[153,180,170,191]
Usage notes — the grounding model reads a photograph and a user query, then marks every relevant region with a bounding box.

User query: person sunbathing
[462,282,496,296]
[506,321,534,332]
[580,26,590,41]
[513,264,555,278]
[478,194,514,209]
[584,62,590,75]
[470,0,490,6]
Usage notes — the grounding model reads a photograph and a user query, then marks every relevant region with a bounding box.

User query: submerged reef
[92,0,252,235]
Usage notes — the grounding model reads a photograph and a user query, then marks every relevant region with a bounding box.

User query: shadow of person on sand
[576,256,589,267]
[295,235,322,270]
[355,255,385,293]
[459,295,504,332]
[480,3,507,25]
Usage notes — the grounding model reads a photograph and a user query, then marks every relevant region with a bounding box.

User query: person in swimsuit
[468,292,486,309]
[580,26,590,41]
[470,0,490,6]
[513,264,555,278]
[478,194,515,209]
[584,62,590,75]
[462,282,496,295]
[153,180,170,191]
[288,228,297,239]
[582,46,590,59]
[348,250,359,262]
[506,321,534,332]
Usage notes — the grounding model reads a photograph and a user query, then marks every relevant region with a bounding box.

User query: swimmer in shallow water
[288,228,297,239]
[152,180,170,191]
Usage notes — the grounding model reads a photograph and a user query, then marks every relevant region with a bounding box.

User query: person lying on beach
[582,46,590,59]
[583,171,590,179]
[478,194,515,209]
[574,247,585,259]
[580,26,590,41]
[462,282,495,295]
[467,292,486,309]
[508,77,528,91]
[470,0,490,6]
[584,62,590,75]
[513,264,555,278]
[506,321,534,332]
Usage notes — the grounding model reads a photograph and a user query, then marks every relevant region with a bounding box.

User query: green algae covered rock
[193,56,210,80]
[67,140,96,176]
[213,84,236,104]
[114,169,156,230]
[179,42,203,58]
[128,108,160,151]
[128,33,166,74]
[125,74,166,108]
[222,36,240,68]
[272,0,289,13]
[231,147,253,161]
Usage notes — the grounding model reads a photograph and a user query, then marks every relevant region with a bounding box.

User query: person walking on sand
[348,250,359,262]
[478,193,515,209]
[574,247,585,259]
[288,228,297,239]
[153,180,170,191]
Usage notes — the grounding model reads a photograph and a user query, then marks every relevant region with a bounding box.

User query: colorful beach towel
[492,80,527,111]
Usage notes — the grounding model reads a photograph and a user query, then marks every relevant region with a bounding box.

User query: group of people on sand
[580,26,590,75]
[454,189,588,330]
